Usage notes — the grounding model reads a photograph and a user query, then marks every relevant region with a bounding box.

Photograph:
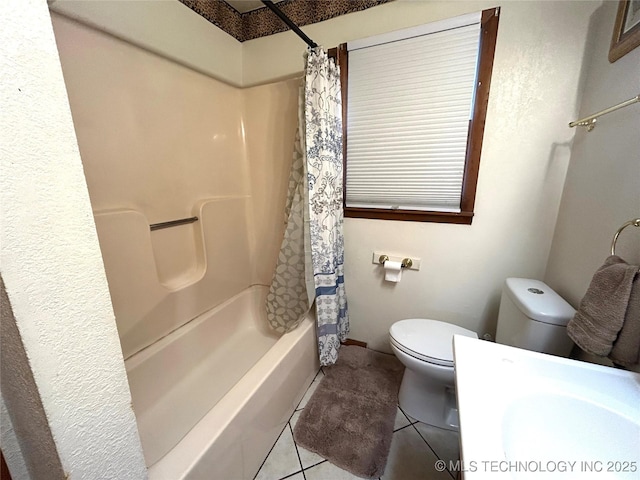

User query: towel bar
[611,218,640,255]
[150,216,198,231]
[569,94,640,131]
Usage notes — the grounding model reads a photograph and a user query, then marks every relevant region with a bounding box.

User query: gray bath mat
[293,345,404,479]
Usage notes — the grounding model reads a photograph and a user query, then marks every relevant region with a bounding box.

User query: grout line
[252,421,292,480]
[278,469,305,480]
[302,459,327,471]
[392,406,412,432]
[292,412,327,473]
[411,424,457,479]
[253,367,326,480]
[411,424,441,461]
[398,407,418,424]
[393,423,414,433]
[289,422,306,480]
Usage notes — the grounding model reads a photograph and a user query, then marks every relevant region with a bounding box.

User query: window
[330,8,499,224]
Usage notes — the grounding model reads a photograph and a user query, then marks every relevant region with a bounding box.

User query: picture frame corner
[609,0,640,63]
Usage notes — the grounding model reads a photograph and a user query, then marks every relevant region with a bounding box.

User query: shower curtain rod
[260,0,318,48]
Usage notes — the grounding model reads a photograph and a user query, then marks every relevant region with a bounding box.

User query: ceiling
[179,0,393,43]
[224,0,284,14]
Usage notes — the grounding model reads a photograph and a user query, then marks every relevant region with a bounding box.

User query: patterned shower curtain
[266,48,349,366]
[266,99,310,335]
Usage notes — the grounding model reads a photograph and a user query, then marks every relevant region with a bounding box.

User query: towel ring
[611,218,640,255]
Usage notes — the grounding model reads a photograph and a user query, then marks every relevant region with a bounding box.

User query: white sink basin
[453,336,640,479]
[503,394,639,469]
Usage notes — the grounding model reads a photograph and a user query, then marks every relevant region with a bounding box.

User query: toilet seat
[390,319,477,367]
[390,336,455,367]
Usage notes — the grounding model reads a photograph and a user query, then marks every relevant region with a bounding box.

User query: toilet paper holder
[378,255,413,269]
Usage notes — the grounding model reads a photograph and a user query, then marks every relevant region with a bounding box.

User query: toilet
[389,278,576,430]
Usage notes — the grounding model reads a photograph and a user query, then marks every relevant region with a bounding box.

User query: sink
[503,394,639,467]
[453,336,640,479]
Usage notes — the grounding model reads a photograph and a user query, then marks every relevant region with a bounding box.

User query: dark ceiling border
[179,0,395,43]
[180,0,244,41]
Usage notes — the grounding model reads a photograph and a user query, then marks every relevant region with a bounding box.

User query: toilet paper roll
[384,260,403,282]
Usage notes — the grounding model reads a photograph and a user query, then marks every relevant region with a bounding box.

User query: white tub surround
[94,198,253,359]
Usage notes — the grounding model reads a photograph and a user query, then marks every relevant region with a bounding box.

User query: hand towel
[609,272,640,366]
[567,255,639,357]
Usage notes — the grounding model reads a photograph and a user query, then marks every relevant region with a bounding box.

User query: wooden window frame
[329,8,500,225]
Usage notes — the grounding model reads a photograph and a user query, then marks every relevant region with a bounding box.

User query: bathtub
[125,285,319,480]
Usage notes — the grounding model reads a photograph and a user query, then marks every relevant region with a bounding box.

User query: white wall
[245,0,600,351]
[0,0,147,478]
[545,1,640,345]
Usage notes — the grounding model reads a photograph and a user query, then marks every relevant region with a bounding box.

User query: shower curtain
[265,121,309,334]
[266,48,349,366]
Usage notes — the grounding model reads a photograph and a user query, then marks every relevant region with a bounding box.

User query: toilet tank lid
[504,278,576,326]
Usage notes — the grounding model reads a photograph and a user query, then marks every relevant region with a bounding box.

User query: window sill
[345,207,474,224]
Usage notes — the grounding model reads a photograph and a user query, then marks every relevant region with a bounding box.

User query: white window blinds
[346,14,482,212]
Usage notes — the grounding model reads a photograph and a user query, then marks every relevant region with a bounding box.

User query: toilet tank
[495,278,576,357]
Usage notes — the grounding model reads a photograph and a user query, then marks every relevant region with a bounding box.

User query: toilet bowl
[389,278,576,431]
[390,319,477,430]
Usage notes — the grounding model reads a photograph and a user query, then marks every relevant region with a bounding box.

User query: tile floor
[255,369,460,480]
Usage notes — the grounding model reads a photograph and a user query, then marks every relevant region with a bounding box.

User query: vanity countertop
[453,335,640,479]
